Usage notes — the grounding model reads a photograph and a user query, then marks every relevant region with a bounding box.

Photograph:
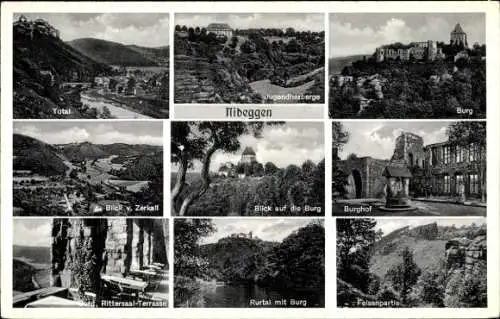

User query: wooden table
[101,274,148,292]
[144,264,162,271]
[25,296,89,308]
[129,269,158,282]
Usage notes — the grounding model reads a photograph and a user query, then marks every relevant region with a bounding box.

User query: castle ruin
[375,23,467,62]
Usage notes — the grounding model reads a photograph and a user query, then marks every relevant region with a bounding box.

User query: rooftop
[452,23,465,34]
[242,146,256,156]
[207,23,232,30]
[383,166,412,178]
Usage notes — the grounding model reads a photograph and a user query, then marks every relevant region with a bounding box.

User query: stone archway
[352,169,363,199]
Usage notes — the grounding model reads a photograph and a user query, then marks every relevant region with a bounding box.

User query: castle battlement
[375,23,467,63]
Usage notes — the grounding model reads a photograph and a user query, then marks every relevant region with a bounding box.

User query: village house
[230,231,253,239]
[207,23,233,38]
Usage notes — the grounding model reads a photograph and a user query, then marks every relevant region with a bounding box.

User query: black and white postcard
[13,13,170,119]
[13,121,163,216]
[329,13,486,119]
[13,218,169,308]
[174,218,324,308]
[337,218,487,308]
[332,121,486,216]
[171,121,325,216]
[174,13,325,104]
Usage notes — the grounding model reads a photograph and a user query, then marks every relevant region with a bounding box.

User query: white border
[2,1,499,318]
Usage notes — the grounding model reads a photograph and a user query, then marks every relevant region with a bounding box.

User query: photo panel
[171,121,325,216]
[13,13,170,119]
[13,218,170,308]
[174,218,325,308]
[329,12,486,119]
[336,217,487,308]
[173,13,325,105]
[13,121,164,216]
[332,121,486,216]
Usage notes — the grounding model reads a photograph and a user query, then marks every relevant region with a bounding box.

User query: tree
[171,122,282,215]
[347,153,358,161]
[385,247,422,305]
[229,36,239,49]
[409,270,445,307]
[101,106,111,118]
[301,160,316,176]
[108,78,118,92]
[257,222,325,293]
[332,123,350,196]
[240,40,256,54]
[126,77,136,95]
[69,169,78,179]
[332,122,350,157]
[251,162,264,177]
[187,27,195,41]
[264,162,279,175]
[336,218,380,293]
[446,122,486,201]
[174,218,215,278]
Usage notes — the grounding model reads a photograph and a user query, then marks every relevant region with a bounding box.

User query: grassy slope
[370,235,447,279]
[329,55,369,75]
[13,134,67,176]
[67,38,159,66]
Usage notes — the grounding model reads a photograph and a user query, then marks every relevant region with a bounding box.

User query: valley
[13,15,169,119]
[337,219,487,308]
[173,18,325,104]
[13,134,163,216]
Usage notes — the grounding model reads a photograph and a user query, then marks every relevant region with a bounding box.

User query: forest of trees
[174,24,325,103]
[182,158,325,216]
[174,219,325,307]
[337,219,487,308]
[329,43,486,119]
[171,122,324,216]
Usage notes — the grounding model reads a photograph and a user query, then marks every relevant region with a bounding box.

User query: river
[201,283,323,308]
[80,91,152,119]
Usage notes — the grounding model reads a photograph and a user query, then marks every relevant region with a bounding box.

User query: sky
[198,218,323,244]
[330,13,485,57]
[15,13,170,47]
[337,121,455,160]
[13,219,51,247]
[175,13,324,32]
[374,218,486,237]
[175,122,324,173]
[14,121,163,146]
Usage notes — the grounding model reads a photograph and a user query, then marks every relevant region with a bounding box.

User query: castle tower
[427,40,437,61]
[240,147,256,164]
[450,23,468,47]
[391,132,425,168]
[375,47,385,62]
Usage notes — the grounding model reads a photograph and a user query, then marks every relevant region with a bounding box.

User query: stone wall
[174,55,219,103]
[51,218,168,296]
[445,234,486,272]
[337,157,389,199]
[443,232,487,307]
[392,132,425,167]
